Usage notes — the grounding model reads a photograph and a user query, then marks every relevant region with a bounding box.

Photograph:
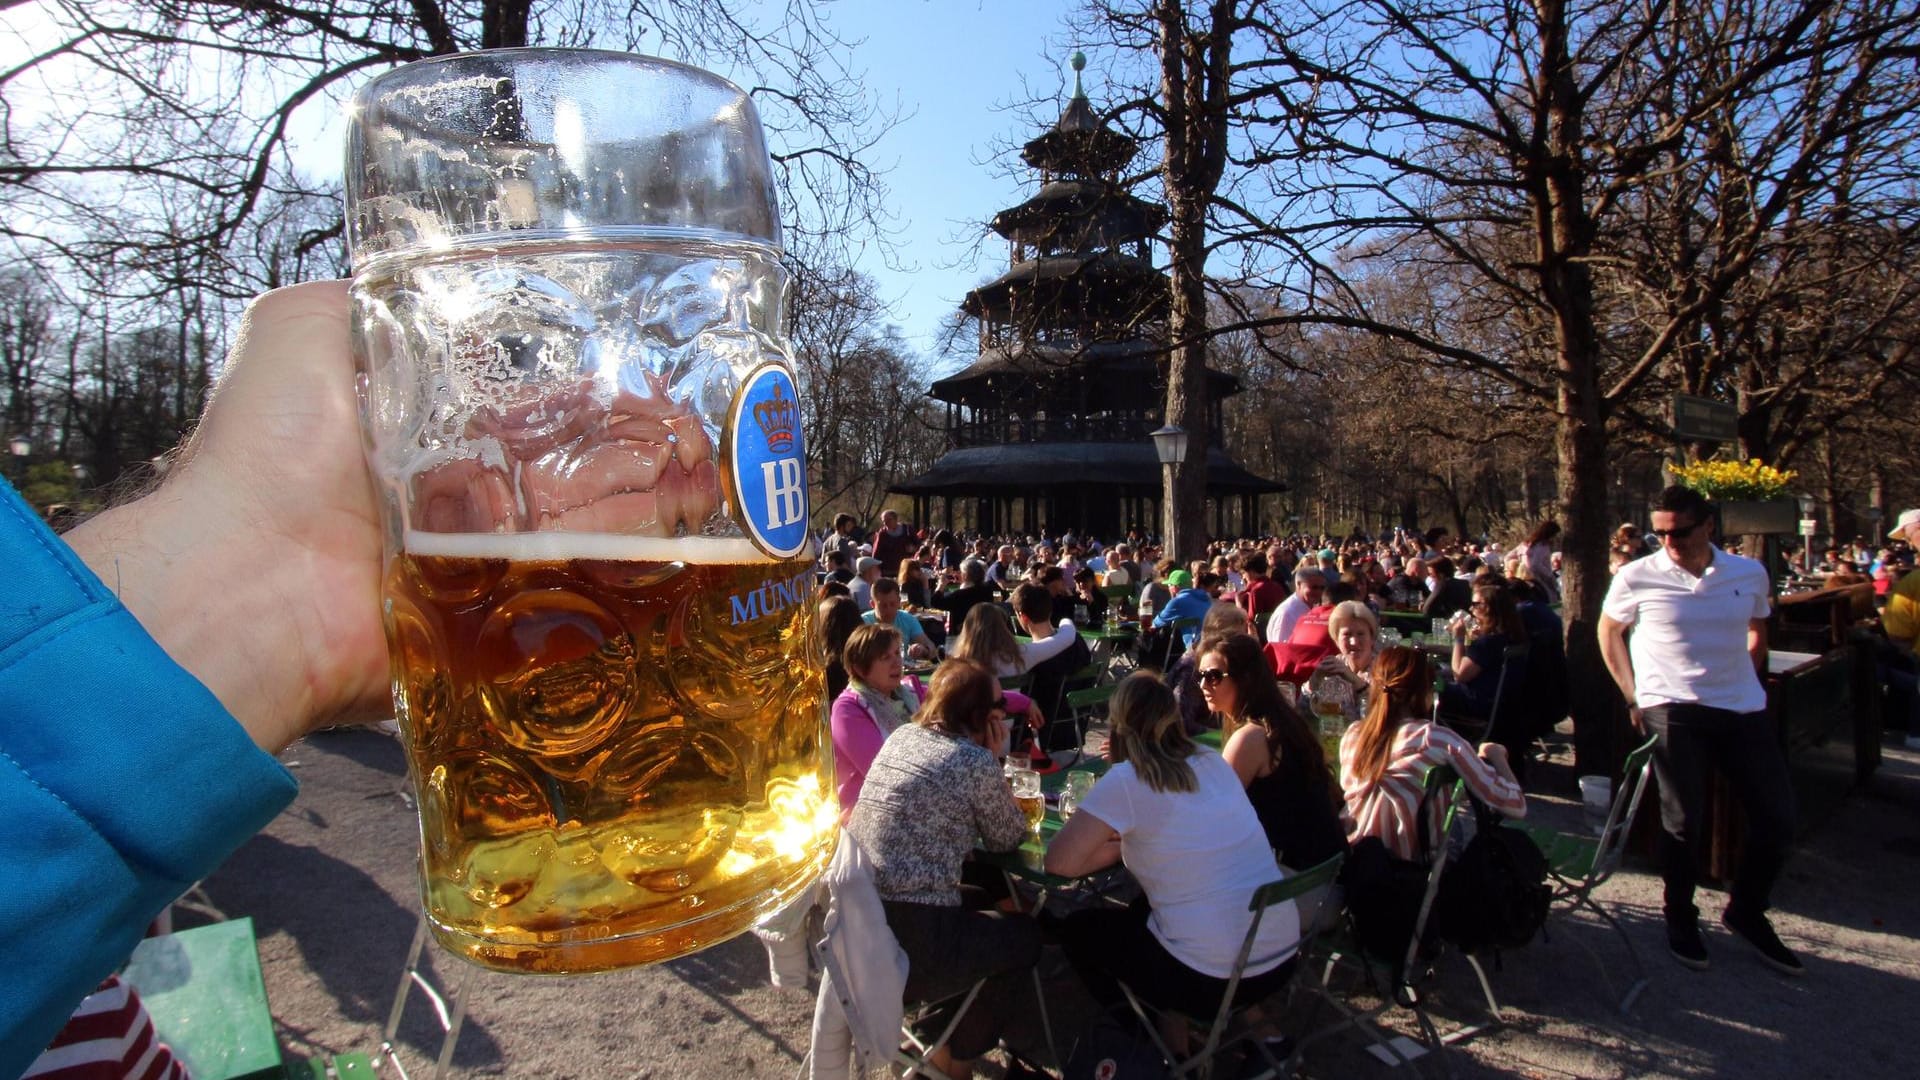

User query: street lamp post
[1797,494,1818,577]
[1150,423,1189,552]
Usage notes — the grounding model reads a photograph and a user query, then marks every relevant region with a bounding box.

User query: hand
[1477,742,1509,764]
[988,715,1011,760]
[64,282,389,753]
[908,642,933,661]
[1628,704,1645,735]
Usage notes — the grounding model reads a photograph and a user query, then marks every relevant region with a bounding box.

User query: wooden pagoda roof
[1021,93,1136,176]
[929,340,1241,407]
[961,251,1168,324]
[990,179,1166,244]
[891,442,1285,496]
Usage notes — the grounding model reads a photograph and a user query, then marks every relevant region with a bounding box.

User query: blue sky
[815,0,1093,359]
[4,0,1099,359]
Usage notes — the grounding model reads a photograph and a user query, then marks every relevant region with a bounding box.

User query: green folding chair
[1504,734,1659,1013]
[1120,854,1347,1079]
[1306,766,1503,1069]
[1161,616,1203,668]
[1062,682,1118,762]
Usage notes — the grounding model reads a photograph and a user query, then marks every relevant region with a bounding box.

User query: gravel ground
[189,726,1920,1079]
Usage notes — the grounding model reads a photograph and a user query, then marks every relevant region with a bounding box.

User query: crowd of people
[9,274,1914,1076]
[806,487,1920,1075]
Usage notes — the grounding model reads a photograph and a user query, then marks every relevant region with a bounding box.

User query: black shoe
[1721,909,1805,976]
[1667,917,1711,970]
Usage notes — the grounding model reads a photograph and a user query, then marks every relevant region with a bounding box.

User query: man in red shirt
[1233,551,1287,626]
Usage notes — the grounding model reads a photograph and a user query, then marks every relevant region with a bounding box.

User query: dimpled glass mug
[345,49,835,973]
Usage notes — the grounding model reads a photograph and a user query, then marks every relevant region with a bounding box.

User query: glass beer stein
[345,49,834,973]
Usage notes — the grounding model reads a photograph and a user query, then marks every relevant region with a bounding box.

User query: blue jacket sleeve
[0,484,298,1073]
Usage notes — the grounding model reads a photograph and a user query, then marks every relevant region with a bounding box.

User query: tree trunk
[1536,0,1627,776]
[1155,0,1225,562]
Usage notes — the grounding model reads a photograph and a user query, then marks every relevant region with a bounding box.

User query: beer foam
[403,530,781,564]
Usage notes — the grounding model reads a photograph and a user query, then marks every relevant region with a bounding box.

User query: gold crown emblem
[754,383,797,453]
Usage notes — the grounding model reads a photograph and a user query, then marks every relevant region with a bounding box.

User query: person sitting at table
[819,596,866,700]
[1207,634,1349,878]
[850,555,883,612]
[1263,566,1326,644]
[862,578,939,660]
[900,558,934,609]
[944,603,1046,740]
[1170,602,1263,735]
[1045,672,1302,1054]
[849,659,1039,1080]
[1441,582,1528,736]
[1072,566,1109,629]
[1340,647,1525,864]
[830,623,921,812]
[1040,565,1078,624]
[1421,556,1473,622]
[1232,551,1287,626]
[933,558,997,629]
[1313,600,1380,711]
[1149,569,1216,661]
[1011,582,1093,735]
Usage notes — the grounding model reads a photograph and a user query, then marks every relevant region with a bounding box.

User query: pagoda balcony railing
[979,320,1167,354]
[948,414,1225,450]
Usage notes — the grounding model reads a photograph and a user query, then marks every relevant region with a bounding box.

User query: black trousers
[883,900,1041,1060]
[1643,704,1797,923]
[1058,898,1297,1021]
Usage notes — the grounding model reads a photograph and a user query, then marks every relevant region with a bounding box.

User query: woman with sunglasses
[1206,634,1349,876]
[1045,672,1300,1053]
[848,658,1038,1079]
[1442,581,1529,738]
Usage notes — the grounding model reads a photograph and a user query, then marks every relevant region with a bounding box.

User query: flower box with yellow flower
[1668,458,1800,536]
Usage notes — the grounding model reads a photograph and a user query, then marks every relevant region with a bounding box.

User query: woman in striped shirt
[1339,646,1525,861]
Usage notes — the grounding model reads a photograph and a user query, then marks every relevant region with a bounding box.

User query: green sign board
[1673,394,1738,443]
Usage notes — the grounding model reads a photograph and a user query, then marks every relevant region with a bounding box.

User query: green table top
[120,917,282,1080]
[976,761,1110,887]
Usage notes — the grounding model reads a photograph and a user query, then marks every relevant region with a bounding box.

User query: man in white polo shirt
[1599,485,1800,976]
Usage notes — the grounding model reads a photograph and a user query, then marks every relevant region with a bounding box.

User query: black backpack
[1434,797,1551,953]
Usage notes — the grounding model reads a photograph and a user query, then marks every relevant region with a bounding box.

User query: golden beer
[384,533,834,972]
[1015,793,1046,833]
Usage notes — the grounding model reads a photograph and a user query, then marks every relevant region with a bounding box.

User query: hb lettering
[760,457,805,527]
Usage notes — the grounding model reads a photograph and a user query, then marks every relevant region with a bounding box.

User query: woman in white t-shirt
[1045,672,1299,1046]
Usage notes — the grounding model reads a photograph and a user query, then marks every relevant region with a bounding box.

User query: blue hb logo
[729,363,809,559]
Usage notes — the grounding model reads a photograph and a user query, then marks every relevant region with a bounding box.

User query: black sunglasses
[990,696,1010,712]
[1650,520,1704,540]
[1197,668,1231,685]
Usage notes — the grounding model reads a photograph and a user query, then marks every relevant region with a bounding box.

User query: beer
[1015,794,1047,834]
[385,532,834,972]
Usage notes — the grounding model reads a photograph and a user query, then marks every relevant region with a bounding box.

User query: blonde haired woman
[1047,673,1300,1043]
[1314,600,1379,702]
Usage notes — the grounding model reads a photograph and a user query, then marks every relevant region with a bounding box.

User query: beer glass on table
[346,50,834,974]
[1010,768,1045,835]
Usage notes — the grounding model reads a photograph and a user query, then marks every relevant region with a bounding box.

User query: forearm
[1597,622,1637,705]
[63,476,321,753]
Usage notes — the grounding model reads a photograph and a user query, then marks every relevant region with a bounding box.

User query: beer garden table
[972,758,1119,1068]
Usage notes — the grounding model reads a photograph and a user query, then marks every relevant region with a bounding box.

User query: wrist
[66,473,325,753]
